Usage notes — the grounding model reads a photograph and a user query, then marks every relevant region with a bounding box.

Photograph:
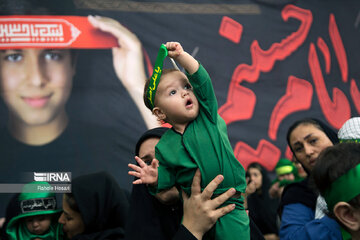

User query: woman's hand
[181,169,236,239]
[88,15,158,129]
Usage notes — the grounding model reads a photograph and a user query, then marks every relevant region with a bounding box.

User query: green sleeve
[186,63,218,123]
[148,149,176,195]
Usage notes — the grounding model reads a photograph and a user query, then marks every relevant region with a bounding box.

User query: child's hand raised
[165,41,199,74]
[128,156,159,186]
[165,42,184,60]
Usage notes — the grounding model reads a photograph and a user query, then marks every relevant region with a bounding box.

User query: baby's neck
[172,122,189,134]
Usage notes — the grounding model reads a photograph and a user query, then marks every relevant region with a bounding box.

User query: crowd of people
[1,116,359,240]
[1,0,360,239]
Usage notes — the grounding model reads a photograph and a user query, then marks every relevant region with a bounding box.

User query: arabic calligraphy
[0,23,63,43]
[0,17,81,48]
[21,197,56,213]
[218,4,359,170]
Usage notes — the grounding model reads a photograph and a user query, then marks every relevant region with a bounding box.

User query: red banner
[0,16,118,49]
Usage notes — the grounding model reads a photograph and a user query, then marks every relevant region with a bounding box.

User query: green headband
[323,163,360,211]
[340,139,360,143]
[146,44,168,110]
[341,227,352,240]
[276,166,293,176]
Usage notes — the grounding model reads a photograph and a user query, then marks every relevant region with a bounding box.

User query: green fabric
[146,44,168,110]
[153,64,246,196]
[206,196,249,240]
[276,166,293,176]
[275,158,294,175]
[341,227,352,240]
[323,163,360,211]
[272,158,303,188]
[339,138,360,143]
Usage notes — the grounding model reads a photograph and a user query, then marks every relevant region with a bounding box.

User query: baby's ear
[334,202,360,232]
[152,107,166,121]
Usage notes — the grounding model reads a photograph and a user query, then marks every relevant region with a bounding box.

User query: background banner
[0,0,359,215]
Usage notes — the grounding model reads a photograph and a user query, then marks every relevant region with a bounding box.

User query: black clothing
[278,178,317,217]
[0,194,19,240]
[134,127,169,157]
[172,225,197,240]
[0,119,135,217]
[71,172,129,240]
[247,164,279,235]
[249,217,265,240]
[126,127,184,240]
[125,184,183,240]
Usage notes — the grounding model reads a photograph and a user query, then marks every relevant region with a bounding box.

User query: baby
[6,181,62,240]
[129,42,249,239]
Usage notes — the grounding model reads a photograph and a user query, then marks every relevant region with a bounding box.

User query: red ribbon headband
[0,16,118,49]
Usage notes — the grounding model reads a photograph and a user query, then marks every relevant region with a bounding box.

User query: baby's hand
[165,42,184,60]
[128,156,159,185]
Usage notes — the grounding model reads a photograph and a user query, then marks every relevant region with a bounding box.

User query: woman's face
[58,195,85,239]
[289,123,333,171]
[0,48,75,127]
[138,137,160,164]
[248,167,262,190]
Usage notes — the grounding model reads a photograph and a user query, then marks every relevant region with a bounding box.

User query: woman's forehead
[290,124,326,142]
[248,167,261,174]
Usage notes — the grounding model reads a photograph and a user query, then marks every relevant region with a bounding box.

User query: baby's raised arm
[165,42,199,75]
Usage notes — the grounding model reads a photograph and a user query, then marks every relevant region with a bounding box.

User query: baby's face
[154,71,199,125]
[25,214,52,235]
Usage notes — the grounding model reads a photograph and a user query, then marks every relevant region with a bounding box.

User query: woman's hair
[287,118,323,144]
[134,127,168,156]
[286,118,339,160]
[64,192,80,213]
[286,118,339,176]
[312,143,360,210]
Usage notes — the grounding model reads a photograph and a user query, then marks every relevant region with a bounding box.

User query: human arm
[176,169,236,240]
[154,186,179,205]
[88,15,158,129]
[279,203,341,240]
[166,42,218,121]
[165,42,199,74]
[128,156,158,186]
[269,181,283,199]
[243,177,256,210]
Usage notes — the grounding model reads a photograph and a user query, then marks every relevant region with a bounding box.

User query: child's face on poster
[0,48,75,126]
